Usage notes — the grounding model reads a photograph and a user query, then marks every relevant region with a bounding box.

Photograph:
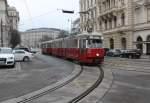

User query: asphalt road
[0,54,74,102]
[101,57,150,103]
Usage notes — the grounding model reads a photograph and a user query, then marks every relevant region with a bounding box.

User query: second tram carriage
[41,32,105,64]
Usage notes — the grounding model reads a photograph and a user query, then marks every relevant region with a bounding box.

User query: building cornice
[102,25,133,34]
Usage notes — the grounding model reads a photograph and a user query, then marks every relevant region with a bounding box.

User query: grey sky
[7,0,79,31]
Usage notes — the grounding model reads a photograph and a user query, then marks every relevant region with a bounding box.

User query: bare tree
[57,30,69,38]
[9,30,21,48]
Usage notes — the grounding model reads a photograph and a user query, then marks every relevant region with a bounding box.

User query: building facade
[80,0,150,54]
[133,0,150,54]
[80,0,98,32]
[0,0,19,47]
[7,6,19,30]
[0,0,10,46]
[21,28,63,48]
[71,18,80,35]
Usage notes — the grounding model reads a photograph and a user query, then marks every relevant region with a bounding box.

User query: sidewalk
[141,55,150,59]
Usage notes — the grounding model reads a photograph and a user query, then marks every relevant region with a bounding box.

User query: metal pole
[1,19,3,47]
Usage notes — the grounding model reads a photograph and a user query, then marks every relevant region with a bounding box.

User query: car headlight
[8,57,14,59]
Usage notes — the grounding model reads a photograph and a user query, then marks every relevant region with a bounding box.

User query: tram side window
[41,44,44,48]
[42,44,46,48]
[79,39,86,48]
[47,43,51,48]
[70,39,78,48]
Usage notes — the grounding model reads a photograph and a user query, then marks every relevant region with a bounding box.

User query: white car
[0,47,15,67]
[13,50,34,61]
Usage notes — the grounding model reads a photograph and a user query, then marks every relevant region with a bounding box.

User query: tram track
[17,69,83,103]
[2,65,82,103]
[68,65,104,103]
[2,64,104,103]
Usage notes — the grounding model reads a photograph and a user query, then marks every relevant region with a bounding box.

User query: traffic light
[62,10,74,14]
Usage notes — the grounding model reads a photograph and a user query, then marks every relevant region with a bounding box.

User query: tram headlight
[96,53,99,56]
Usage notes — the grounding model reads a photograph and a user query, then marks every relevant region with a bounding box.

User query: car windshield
[0,48,12,54]
[87,39,102,48]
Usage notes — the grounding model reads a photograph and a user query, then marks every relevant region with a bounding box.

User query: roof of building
[25,28,62,32]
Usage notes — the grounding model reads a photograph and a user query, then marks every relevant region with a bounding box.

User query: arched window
[121,38,126,50]
[110,38,114,49]
[136,36,143,52]
[137,36,143,41]
[147,35,150,55]
[147,35,150,41]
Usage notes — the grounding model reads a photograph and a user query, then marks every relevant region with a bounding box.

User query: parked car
[14,47,31,52]
[30,48,39,54]
[13,50,34,61]
[0,47,15,67]
[104,48,110,56]
[120,49,142,59]
[106,49,122,57]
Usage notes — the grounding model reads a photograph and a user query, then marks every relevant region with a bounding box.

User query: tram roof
[77,32,103,37]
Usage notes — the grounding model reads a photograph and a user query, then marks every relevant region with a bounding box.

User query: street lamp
[62,10,74,14]
[61,9,93,33]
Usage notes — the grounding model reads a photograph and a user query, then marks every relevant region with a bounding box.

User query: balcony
[102,25,132,34]
[99,5,126,17]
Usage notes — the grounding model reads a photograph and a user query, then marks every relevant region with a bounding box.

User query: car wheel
[120,55,123,58]
[10,62,15,68]
[129,55,132,59]
[23,56,30,62]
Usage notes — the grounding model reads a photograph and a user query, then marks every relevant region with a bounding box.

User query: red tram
[41,32,105,64]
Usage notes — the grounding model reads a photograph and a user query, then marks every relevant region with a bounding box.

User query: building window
[114,16,117,28]
[110,38,114,49]
[112,0,115,7]
[99,21,102,29]
[147,35,150,41]
[108,0,110,9]
[121,13,125,26]
[109,19,112,29]
[147,8,150,22]
[105,20,107,30]
[121,38,126,50]
[136,36,143,53]
[146,35,150,54]
[121,0,124,5]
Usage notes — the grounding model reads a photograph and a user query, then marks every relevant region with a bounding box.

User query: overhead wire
[18,9,58,26]
[23,0,34,27]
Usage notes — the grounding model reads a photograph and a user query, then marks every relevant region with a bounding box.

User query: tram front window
[86,39,102,48]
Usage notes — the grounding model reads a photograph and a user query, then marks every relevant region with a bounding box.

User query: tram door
[79,39,86,55]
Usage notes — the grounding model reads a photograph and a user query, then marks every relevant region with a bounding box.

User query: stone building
[0,0,19,47]
[80,0,150,54]
[21,28,63,48]
[7,6,19,30]
[97,0,134,51]
[0,0,10,46]
[80,0,98,32]
[133,0,150,54]
[71,18,80,35]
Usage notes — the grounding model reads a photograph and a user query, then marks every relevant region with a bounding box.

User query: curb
[1,64,81,103]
